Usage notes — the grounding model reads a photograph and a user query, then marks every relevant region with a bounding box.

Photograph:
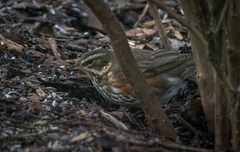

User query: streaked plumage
[75,48,195,107]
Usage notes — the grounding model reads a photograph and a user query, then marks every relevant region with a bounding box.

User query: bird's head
[74,48,114,77]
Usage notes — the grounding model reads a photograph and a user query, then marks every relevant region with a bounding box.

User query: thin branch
[175,114,198,135]
[148,0,208,48]
[148,1,173,51]
[208,55,235,99]
[214,0,229,34]
[157,140,213,152]
[133,4,149,28]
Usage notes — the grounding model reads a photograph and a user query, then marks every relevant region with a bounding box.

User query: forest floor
[0,0,213,151]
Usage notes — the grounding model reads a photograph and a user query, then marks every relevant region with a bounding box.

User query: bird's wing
[131,49,194,76]
[131,49,155,72]
[132,49,186,73]
[110,49,153,84]
[110,49,194,83]
[110,49,154,74]
[146,50,181,70]
[144,51,194,77]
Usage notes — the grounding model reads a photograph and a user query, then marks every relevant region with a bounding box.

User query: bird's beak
[73,65,82,70]
[73,58,83,71]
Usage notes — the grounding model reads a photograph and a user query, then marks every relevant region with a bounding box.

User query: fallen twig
[48,38,61,59]
[175,113,198,135]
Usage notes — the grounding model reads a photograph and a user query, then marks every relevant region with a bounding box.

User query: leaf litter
[0,0,213,151]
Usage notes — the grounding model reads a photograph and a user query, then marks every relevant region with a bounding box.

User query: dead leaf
[77,110,86,115]
[142,20,155,28]
[174,30,183,40]
[142,28,156,35]
[165,26,175,31]
[142,19,172,28]
[47,133,60,140]
[24,80,38,89]
[0,34,23,53]
[36,120,48,125]
[71,132,89,142]
[143,43,159,51]
[130,44,144,49]
[28,102,45,113]
[28,94,44,102]
[125,28,143,37]
[162,19,172,24]
[28,51,46,63]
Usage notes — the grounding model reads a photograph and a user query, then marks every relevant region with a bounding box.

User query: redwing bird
[74,48,195,107]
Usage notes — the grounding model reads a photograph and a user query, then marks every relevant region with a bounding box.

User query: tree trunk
[181,1,231,150]
[214,76,230,150]
[226,0,240,149]
[180,0,215,132]
[211,1,230,150]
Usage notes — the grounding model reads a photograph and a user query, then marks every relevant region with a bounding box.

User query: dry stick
[157,140,213,152]
[148,1,173,51]
[148,0,208,48]
[133,4,149,28]
[48,38,61,59]
[175,114,198,135]
[83,0,177,140]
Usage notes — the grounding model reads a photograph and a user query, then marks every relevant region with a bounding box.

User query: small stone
[52,101,57,107]
[152,37,160,45]
[51,92,57,98]
[19,97,28,102]
[81,98,87,103]
[50,126,58,130]
[5,94,12,98]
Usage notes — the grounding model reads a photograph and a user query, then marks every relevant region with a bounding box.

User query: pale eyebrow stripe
[82,53,106,64]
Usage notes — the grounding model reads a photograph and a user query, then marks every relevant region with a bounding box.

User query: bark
[83,0,177,140]
[210,1,230,150]
[180,0,215,133]
[214,76,230,150]
[226,0,240,149]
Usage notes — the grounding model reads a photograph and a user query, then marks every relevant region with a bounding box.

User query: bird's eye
[82,59,94,66]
